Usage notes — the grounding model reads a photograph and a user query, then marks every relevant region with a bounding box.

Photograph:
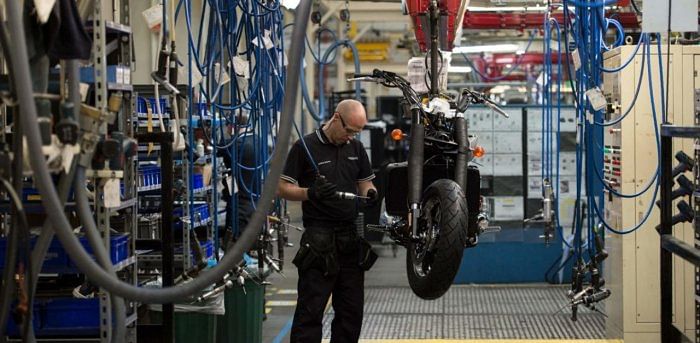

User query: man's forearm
[357,180,376,197]
[278,181,309,201]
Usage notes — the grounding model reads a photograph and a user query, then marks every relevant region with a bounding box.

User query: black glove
[365,189,378,208]
[307,177,337,202]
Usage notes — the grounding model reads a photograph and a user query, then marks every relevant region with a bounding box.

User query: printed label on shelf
[61,145,80,173]
[104,179,121,208]
[572,49,581,71]
[230,56,250,79]
[263,30,275,50]
[213,63,231,86]
[142,4,164,31]
[79,83,90,102]
[585,87,607,112]
[223,175,237,195]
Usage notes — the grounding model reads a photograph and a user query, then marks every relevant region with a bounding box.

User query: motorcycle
[350,69,509,299]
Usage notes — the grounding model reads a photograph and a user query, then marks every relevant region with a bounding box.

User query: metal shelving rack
[658,89,700,343]
[90,0,138,342]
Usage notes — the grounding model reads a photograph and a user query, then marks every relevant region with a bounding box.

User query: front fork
[407,106,425,239]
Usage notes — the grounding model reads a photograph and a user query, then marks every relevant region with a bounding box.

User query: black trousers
[290,231,364,343]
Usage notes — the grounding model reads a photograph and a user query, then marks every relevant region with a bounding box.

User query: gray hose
[8,0,311,303]
[23,160,78,343]
[74,167,125,343]
[25,59,86,343]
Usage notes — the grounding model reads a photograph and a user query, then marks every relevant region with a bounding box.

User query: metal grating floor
[322,285,605,339]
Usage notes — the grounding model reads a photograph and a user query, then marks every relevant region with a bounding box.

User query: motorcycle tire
[406,179,467,300]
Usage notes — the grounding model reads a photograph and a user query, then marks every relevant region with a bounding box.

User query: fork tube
[429,0,439,97]
[454,113,468,193]
[408,106,425,237]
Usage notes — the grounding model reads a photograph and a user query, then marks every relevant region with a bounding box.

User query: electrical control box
[603,45,700,342]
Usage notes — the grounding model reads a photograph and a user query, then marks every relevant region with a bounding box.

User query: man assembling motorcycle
[277,99,379,342]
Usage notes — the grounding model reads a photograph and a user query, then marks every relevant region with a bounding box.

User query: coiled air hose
[6,0,310,303]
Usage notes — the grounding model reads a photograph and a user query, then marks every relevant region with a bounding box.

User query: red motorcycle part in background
[462,11,639,30]
[405,0,468,52]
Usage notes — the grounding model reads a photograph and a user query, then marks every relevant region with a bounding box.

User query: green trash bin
[148,292,224,343]
[149,310,218,343]
[217,280,264,343]
[174,311,218,343]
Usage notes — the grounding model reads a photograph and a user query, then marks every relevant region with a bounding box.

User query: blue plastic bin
[173,203,210,229]
[193,174,204,189]
[0,234,130,274]
[137,97,168,115]
[6,298,100,337]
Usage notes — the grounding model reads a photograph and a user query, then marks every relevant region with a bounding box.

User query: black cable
[665,1,672,124]
[630,0,641,15]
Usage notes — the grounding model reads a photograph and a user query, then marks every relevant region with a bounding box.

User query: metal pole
[694,89,700,343]
[429,0,439,97]
[660,132,675,342]
[161,132,175,343]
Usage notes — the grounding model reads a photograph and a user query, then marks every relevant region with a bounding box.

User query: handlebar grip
[351,73,374,78]
[484,100,510,118]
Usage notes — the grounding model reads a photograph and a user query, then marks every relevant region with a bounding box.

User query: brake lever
[484,99,510,118]
[346,76,382,83]
[461,88,509,118]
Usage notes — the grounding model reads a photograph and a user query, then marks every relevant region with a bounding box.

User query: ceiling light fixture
[448,66,473,73]
[452,44,519,54]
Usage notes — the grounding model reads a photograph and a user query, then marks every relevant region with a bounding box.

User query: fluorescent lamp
[448,66,473,73]
[452,44,519,54]
[467,6,546,12]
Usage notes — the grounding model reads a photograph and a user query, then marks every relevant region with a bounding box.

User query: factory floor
[261,203,620,343]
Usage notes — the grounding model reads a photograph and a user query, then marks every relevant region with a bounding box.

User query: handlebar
[349,69,510,120]
[483,100,510,118]
[459,88,510,119]
[346,76,382,82]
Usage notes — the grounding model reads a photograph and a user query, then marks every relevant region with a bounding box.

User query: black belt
[304,220,356,232]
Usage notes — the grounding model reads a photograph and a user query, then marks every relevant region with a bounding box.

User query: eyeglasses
[336,112,362,136]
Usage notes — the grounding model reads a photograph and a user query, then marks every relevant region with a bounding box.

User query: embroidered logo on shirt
[347,156,358,161]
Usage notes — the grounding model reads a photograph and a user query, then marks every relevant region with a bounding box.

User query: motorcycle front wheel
[406,179,468,300]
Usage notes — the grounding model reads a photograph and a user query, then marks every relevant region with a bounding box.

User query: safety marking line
[265,292,274,296]
[266,300,297,306]
[277,289,298,295]
[272,317,293,343]
[265,307,272,314]
[321,340,623,343]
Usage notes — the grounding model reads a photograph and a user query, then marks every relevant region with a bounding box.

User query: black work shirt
[281,129,375,227]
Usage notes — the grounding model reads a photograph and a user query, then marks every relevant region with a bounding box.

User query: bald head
[336,99,367,128]
[324,99,368,145]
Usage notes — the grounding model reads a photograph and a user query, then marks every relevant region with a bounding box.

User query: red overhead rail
[462,11,640,30]
[466,52,571,81]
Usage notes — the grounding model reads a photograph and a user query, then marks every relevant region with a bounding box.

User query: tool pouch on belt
[292,229,339,276]
[357,237,378,271]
